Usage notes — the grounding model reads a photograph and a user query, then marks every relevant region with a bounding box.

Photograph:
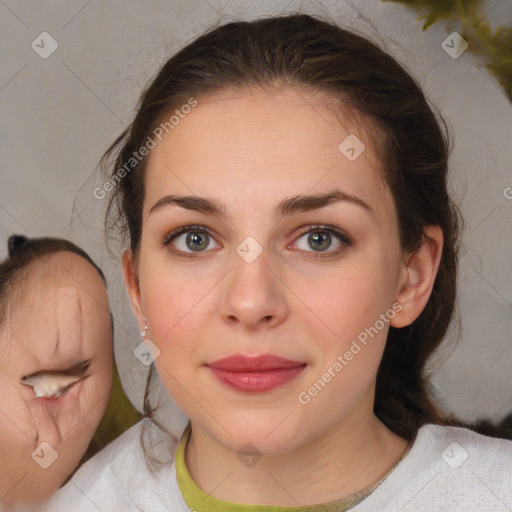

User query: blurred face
[0,251,112,506]
[125,87,406,455]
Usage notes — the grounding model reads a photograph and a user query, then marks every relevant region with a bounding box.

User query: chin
[207,417,306,456]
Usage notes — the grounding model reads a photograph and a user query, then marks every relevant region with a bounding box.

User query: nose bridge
[221,236,287,328]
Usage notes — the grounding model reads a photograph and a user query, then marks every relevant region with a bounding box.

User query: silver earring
[140,319,148,341]
[138,318,159,364]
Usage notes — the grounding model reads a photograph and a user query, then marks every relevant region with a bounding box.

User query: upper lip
[206,354,306,372]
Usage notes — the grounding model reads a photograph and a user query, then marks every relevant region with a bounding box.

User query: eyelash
[161,224,352,259]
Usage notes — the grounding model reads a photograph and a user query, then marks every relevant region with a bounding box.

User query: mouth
[20,361,92,400]
[205,353,307,393]
[24,376,89,409]
[31,375,89,399]
[207,353,306,371]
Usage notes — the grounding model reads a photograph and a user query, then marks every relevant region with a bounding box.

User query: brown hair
[101,12,465,470]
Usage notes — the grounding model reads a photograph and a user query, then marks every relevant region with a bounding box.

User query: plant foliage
[382,0,512,101]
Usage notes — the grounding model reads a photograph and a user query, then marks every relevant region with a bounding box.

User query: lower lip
[207,365,306,392]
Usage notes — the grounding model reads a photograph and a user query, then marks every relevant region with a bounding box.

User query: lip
[207,354,306,371]
[206,354,307,393]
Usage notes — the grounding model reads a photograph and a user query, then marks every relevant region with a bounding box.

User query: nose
[221,246,289,331]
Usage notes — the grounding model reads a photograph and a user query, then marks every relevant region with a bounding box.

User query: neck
[184,392,410,506]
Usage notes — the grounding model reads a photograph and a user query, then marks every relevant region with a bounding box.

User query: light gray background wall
[1,0,511,430]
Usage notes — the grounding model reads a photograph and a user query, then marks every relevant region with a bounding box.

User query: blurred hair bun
[8,234,29,257]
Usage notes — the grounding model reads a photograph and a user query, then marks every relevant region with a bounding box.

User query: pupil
[309,232,331,251]
[187,232,208,251]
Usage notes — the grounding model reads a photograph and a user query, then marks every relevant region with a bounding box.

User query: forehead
[7,252,107,325]
[0,252,111,367]
[144,86,393,223]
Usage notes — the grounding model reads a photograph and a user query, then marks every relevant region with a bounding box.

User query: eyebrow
[148,189,373,219]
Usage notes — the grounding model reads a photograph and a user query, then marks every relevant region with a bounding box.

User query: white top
[38,418,512,511]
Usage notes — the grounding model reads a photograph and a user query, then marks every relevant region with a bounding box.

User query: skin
[0,251,113,508]
[123,86,443,506]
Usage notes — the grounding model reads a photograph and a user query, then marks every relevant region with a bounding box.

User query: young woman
[0,235,113,511]
[42,12,512,512]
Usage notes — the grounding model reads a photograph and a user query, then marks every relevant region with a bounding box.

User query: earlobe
[390,225,443,329]
[121,249,145,329]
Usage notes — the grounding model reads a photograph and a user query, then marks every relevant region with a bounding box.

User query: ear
[390,225,443,328]
[122,249,145,332]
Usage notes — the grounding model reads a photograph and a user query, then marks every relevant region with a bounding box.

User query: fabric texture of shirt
[38,418,512,511]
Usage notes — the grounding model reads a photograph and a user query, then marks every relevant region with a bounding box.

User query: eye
[162,224,219,257]
[291,225,352,257]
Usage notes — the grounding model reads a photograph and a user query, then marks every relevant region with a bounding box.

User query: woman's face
[125,87,410,454]
[0,251,112,505]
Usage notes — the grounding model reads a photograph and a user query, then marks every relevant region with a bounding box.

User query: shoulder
[354,423,512,511]
[40,419,189,512]
[418,423,512,471]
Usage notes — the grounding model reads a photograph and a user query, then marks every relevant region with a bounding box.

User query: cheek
[86,308,113,354]
[291,257,396,385]
[140,262,214,348]
[293,262,388,337]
